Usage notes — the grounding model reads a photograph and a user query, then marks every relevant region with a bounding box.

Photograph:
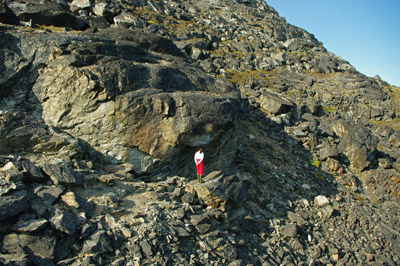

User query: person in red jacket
[194,148,204,183]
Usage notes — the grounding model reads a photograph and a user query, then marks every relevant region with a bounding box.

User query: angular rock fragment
[281,223,299,238]
[318,205,334,219]
[259,91,294,115]
[181,192,196,204]
[2,233,57,260]
[314,195,330,207]
[61,191,92,216]
[70,0,92,12]
[42,163,83,186]
[15,160,48,183]
[82,230,112,254]
[175,226,190,237]
[0,253,29,266]
[49,208,79,235]
[0,190,28,222]
[190,214,212,234]
[287,211,307,226]
[186,171,247,209]
[34,185,65,205]
[11,218,48,233]
[61,191,81,208]
[80,222,97,239]
[139,240,153,256]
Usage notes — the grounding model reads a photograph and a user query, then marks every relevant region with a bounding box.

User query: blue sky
[265,0,400,87]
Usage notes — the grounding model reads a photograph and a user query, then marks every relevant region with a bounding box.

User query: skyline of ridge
[266,0,400,87]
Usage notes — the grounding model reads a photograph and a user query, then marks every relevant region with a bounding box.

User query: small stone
[314,195,330,207]
[195,223,212,234]
[182,192,196,204]
[228,259,243,266]
[290,238,304,251]
[2,233,57,260]
[175,208,186,219]
[281,223,298,238]
[319,255,330,264]
[366,253,374,261]
[318,205,334,219]
[98,174,118,185]
[42,163,83,186]
[1,162,16,171]
[61,191,80,208]
[80,222,96,239]
[70,0,92,12]
[0,190,28,222]
[300,199,310,208]
[139,240,153,256]
[199,241,208,251]
[309,245,321,260]
[287,211,307,225]
[175,226,190,237]
[171,188,183,198]
[335,195,343,202]
[332,253,339,262]
[190,214,209,226]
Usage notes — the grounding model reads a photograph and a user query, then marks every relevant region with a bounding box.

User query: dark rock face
[0,0,399,265]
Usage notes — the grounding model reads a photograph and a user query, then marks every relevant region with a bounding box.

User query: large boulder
[258,90,294,115]
[70,0,92,13]
[27,28,240,174]
[335,120,378,171]
[92,2,115,22]
[186,171,248,209]
[272,69,314,90]
[8,0,88,30]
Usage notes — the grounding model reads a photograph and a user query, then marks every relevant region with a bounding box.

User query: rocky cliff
[1,0,400,265]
